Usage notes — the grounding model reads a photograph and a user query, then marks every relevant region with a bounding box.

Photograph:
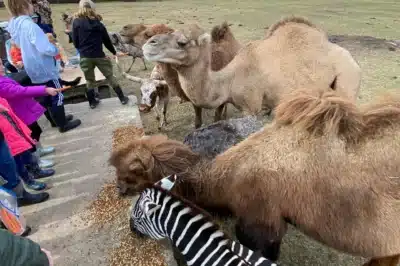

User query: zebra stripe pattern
[130,186,277,266]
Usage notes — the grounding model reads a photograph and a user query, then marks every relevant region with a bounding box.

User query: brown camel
[141,16,361,116]
[119,22,242,127]
[110,89,400,265]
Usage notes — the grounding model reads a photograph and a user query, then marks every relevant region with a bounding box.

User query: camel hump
[275,89,364,142]
[266,16,319,37]
[211,21,231,42]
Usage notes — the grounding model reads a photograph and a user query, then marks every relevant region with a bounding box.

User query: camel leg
[214,104,226,122]
[126,57,136,73]
[235,218,287,262]
[363,255,400,266]
[158,95,169,130]
[193,105,202,129]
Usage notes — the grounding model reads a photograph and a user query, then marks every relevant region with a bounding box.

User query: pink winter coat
[0,76,47,126]
[0,97,35,157]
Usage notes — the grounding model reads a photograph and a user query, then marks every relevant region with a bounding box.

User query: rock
[183,116,264,159]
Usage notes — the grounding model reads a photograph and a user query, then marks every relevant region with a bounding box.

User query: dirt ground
[1,0,400,265]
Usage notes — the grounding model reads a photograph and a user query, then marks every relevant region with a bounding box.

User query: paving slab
[20,95,158,266]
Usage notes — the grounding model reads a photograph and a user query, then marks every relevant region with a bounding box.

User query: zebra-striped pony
[129,175,277,266]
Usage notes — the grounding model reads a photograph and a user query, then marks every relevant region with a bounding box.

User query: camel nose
[148,38,158,45]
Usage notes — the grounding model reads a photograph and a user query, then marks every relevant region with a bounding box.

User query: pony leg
[235,218,287,262]
[126,57,136,73]
[141,57,147,70]
[363,255,400,266]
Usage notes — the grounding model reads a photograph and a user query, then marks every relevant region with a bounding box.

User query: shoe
[86,89,100,109]
[25,180,47,191]
[20,226,32,237]
[38,146,55,157]
[33,168,55,179]
[113,86,129,105]
[66,114,74,121]
[17,190,49,207]
[50,104,81,133]
[39,159,55,169]
[59,119,82,133]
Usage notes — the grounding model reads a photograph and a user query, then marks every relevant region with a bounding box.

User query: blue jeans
[13,151,37,184]
[0,139,21,190]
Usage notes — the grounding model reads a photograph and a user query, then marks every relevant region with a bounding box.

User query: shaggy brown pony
[110,89,400,265]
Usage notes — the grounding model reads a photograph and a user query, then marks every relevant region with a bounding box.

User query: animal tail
[211,21,231,42]
[275,89,364,143]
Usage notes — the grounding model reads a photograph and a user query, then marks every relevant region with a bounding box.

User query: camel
[141,16,362,117]
[119,22,242,128]
[110,88,400,266]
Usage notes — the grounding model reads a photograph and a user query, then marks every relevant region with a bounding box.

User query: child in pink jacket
[0,97,51,191]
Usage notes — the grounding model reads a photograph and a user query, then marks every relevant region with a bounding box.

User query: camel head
[119,23,174,47]
[109,135,200,196]
[142,24,211,66]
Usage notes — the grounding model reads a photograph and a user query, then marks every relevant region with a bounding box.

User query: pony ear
[154,174,177,191]
[144,202,161,216]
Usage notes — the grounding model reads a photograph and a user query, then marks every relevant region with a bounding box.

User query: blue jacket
[7,16,59,84]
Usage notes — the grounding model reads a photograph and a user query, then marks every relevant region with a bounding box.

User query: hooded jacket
[72,17,116,58]
[0,76,46,126]
[0,97,35,157]
[7,16,59,84]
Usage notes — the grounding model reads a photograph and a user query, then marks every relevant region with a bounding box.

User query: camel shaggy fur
[110,88,400,265]
[142,16,361,116]
[119,22,242,128]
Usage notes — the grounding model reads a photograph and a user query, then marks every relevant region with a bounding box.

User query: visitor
[5,0,82,133]
[31,12,53,35]
[31,0,54,36]
[73,0,128,109]
[0,229,54,265]
[0,59,58,170]
[0,97,54,191]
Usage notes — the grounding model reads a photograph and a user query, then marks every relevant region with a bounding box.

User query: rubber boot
[86,89,100,109]
[12,182,49,207]
[51,104,81,133]
[113,86,129,105]
[36,142,55,157]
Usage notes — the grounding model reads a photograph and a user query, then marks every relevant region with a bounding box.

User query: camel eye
[177,41,188,47]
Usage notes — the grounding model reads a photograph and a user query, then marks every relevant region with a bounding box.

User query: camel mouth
[139,104,152,113]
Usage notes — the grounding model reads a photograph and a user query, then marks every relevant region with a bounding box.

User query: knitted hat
[79,0,95,9]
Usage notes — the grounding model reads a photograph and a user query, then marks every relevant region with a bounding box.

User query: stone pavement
[21,95,144,265]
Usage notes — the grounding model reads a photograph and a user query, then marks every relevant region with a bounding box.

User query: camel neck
[175,50,237,109]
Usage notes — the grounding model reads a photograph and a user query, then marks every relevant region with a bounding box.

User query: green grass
[1,1,400,265]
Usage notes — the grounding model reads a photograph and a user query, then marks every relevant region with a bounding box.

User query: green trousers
[79,57,119,90]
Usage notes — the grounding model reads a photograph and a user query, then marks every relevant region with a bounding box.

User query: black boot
[113,86,129,105]
[12,182,49,207]
[86,89,100,109]
[50,104,81,133]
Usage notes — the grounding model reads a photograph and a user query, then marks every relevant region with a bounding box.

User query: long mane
[265,16,322,38]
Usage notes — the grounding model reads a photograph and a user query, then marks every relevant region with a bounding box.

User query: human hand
[45,87,58,96]
[116,51,128,57]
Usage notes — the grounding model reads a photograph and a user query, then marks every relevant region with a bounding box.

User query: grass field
[1,1,399,265]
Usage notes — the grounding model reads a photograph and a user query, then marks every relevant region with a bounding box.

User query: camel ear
[154,174,177,191]
[198,33,211,46]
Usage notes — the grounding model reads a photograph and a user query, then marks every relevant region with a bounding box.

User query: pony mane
[266,16,319,38]
[360,93,400,139]
[275,89,364,143]
[143,135,202,178]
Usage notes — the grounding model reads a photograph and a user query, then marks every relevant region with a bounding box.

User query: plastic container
[0,187,27,236]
